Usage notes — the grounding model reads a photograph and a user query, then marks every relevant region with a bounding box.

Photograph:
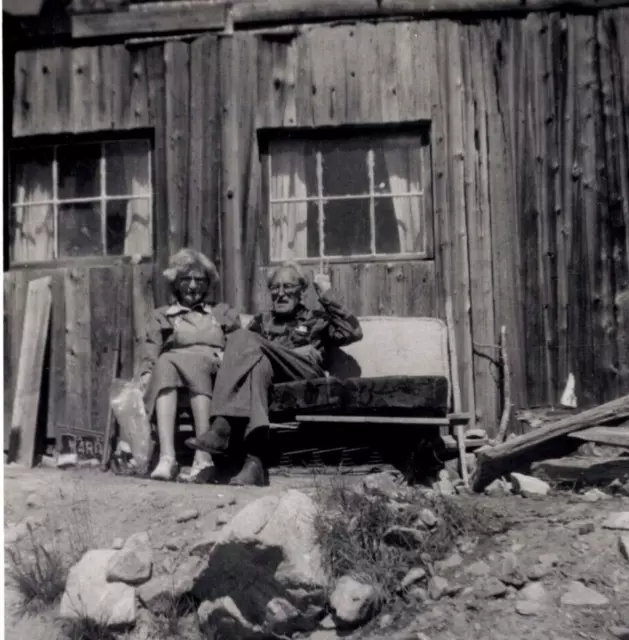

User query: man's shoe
[229,455,267,487]
[185,417,231,455]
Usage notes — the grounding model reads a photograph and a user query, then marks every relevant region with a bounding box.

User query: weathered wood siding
[6,7,629,440]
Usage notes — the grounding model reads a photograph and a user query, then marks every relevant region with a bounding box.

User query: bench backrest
[240,313,451,381]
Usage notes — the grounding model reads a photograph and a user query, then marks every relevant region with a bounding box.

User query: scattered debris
[473,576,508,599]
[510,473,550,498]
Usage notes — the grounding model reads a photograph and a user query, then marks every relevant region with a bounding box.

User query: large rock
[59,549,136,626]
[329,576,378,628]
[560,581,609,607]
[191,490,327,629]
[137,556,206,615]
[106,533,153,585]
[603,512,629,531]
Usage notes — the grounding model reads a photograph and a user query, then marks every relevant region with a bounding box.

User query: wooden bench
[175,314,471,480]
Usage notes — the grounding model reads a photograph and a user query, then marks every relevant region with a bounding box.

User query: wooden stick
[100,330,121,472]
[446,296,470,488]
[496,325,513,443]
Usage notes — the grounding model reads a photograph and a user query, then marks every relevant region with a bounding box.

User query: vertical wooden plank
[220,32,245,311]
[47,271,67,441]
[146,45,169,306]
[71,47,94,132]
[128,47,150,128]
[64,267,91,434]
[484,20,526,412]
[13,51,29,137]
[446,22,476,427]
[378,22,401,124]
[467,26,498,431]
[596,12,620,401]
[355,24,380,123]
[57,47,73,132]
[410,21,437,121]
[164,40,190,255]
[294,31,314,128]
[90,266,122,436]
[10,277,52,467]
[3,273,18,449]
[132,263,155,377]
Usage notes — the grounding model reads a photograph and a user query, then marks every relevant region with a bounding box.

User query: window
[267,130,432,262]
[10,138,152,263]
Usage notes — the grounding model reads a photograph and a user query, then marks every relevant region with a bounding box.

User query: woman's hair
[266,260,308,290]
[163,248,219,287]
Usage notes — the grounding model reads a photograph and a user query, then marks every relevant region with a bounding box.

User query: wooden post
[496,325,513,443]
[220,20,245,311]
[446,296,470,488]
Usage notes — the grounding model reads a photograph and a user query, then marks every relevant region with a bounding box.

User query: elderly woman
[139,248,241,483]
[186,260,363,486]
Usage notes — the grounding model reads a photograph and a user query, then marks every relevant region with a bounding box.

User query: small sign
[58,431,104,461]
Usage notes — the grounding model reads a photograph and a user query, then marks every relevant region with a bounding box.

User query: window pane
[269,139,317,200]
[373,137,423,195]
[11,148,54,204]
[105,140,151,197]
[58,202,103,257]
[374,198,401,254]
[58,143,101,199]
[320,139,369,196]
[11,204,55,262]
[323,198,371,256]
[106,198,152,256]
[270,201,310,261]
[306,201,319,258]
[376,196,424,254]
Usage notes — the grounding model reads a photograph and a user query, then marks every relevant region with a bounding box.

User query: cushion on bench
[269,375,449,418]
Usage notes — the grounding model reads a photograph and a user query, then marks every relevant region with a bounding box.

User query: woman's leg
[187,393,216,482]
[151,388,179,480]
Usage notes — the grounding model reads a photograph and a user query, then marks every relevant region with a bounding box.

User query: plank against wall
[10,277,52,467]
[64,267,91,434]
[132,263,155,377]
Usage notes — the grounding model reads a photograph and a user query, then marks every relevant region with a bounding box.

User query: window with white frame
[267,130,432,262]
[10,138,153,263]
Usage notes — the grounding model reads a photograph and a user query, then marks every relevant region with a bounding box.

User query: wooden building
[3,0,629,454]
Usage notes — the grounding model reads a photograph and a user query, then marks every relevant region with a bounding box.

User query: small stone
[515,601,546,616]
[527,564,551,581]
[26,493,42,508]
[319,615,336,630]
[383,526,426,549]
[510,473,550,497]
[112,538,124,550]
[228,498,237,506]
[581,488,610,502]
[519,582,548,603]
[560,581,609,607]
[457,538,477,554]
[408,586,428,602]
[603,512,629,531]
[618,536,629,563]
[418,508,438,528]
[484,478,512,497]
[428,576,450,600]
[465,560,491,576]
[362,471,400,496]
[189,531,220,556]
[578,522,596,535]
[434,478,456,496]
[175,509,199,524]
[474,577,508,599]
[106,546,152,585]
[378,614,393,628]
[436,552,463,572]
[329,576,378,628]
[538,553,559,567]
[163,541,180,551]
[400,567,427,590]
[610,626,629,639]
[216,515,229,526]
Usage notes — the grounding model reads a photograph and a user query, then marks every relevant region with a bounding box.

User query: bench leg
[454,423,469,489]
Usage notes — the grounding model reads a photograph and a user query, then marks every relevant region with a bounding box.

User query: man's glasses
[179,276,209,286]
[269,283,300,297]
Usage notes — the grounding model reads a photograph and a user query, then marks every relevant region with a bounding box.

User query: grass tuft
[313,473,506,605]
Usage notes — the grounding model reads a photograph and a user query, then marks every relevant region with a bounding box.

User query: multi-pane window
[268,130,432,262]
[10,138,152,263]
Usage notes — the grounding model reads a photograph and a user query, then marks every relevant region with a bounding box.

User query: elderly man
[186,261,363,486]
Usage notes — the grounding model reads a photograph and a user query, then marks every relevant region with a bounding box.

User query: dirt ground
[4,464,629,640]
